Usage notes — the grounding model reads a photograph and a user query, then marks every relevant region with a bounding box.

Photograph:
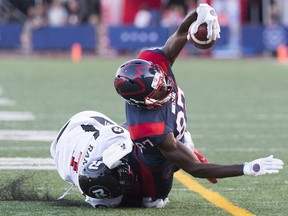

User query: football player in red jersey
[114,3,284,206]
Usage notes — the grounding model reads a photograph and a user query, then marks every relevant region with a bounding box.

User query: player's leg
[130,147,173,208]
[140,162,172,208]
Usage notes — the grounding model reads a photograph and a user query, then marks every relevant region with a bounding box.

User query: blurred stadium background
[0,0,288,59]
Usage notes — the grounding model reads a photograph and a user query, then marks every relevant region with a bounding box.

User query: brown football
[188,23,217,49]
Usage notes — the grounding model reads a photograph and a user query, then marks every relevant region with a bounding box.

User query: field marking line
[0,157,56,170]
[0,111,35,121]
[174,171,255,216]
[0,130,57,141]
[0,98,16,106]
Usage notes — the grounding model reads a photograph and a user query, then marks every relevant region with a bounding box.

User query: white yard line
[0,130,57,141]
[0,98,16,106]
[0,157,56,170]
[0,111,35,121]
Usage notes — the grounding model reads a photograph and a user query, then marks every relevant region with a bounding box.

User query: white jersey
[50,111,133,207]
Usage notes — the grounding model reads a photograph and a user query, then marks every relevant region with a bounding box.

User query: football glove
[243,155,284,176]
[190,3,221,41]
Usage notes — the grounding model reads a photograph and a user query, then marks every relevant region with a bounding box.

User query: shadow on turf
[0,173,84,206]
[0,173,143,209]
[0,174,52,201]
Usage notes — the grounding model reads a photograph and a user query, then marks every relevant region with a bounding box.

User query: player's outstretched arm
[158,133,284,179]
[162,3,220,66]
[189,155,284,178]
[161,10,197,66]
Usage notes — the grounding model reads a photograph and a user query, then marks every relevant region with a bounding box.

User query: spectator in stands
[76,0,100,24]
[21,3,48,52]
[268,0,280,25]
[26,4,48,29]
[185,0,197,12]
[47,0,68,26]
[134,3,152,28]
[66,0,82,25]
[160,4,186,27]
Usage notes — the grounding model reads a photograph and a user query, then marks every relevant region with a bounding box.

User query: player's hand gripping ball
[187,22,217,49]
[187,3,220,49]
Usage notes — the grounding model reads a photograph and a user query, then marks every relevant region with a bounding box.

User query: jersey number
[175,87,186,140]
[136,87,186,150]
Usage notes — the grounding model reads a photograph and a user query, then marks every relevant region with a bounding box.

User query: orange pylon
[277,44,287,64]
[71,43,82,63]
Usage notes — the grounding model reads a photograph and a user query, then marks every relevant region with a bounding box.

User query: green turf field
[0,57,287,216]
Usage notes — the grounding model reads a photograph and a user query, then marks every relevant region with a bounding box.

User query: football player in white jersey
[50,111,134,208]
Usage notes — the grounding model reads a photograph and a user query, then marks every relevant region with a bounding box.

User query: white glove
[243,155,284,176]
[190,3,221,40]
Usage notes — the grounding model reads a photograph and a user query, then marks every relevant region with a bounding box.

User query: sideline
[174,171,255,216]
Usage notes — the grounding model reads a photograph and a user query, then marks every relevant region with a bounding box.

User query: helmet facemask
[143,66,175,108]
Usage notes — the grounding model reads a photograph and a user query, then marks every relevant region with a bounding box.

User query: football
[188,23,217,49]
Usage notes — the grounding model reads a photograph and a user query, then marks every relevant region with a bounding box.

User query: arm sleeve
[137,49,169,74]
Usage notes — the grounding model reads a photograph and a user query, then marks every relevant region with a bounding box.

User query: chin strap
[57,184,74,200]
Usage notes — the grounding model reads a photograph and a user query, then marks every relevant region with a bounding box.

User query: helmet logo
[91,187,110,198]
[87,160,102,171]
[114,64,150,96]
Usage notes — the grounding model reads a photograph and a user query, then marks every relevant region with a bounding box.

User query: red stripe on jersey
[140,163,157,198]
[128,122,165,140]
[137,51,169,74]
[133,147,157,199]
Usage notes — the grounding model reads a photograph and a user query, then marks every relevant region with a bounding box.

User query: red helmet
[114,59,175,108]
